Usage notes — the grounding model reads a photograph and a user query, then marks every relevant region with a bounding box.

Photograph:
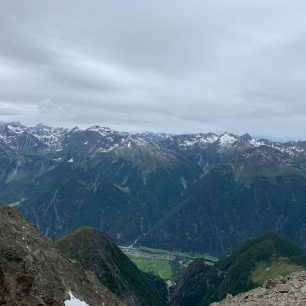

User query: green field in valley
[120,245,218,281]
[130,256,173,279]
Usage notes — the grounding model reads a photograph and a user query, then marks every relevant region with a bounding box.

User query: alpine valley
[2,121,306,305]
[1,121,306,257]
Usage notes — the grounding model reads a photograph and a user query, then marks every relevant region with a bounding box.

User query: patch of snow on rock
[87,126,113,137]
[249,139,263,147]
[65,291,90,306]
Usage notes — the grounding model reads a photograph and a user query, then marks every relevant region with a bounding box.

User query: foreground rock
[210,271,306,306]
[0,204,123,306]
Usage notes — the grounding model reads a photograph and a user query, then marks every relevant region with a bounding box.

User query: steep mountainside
[210,271,306,306]
[171,232,306,306]
[18,164,131,239]
[0,122,199,244]
[0,205,122,306]
[142,165,306,255]
[56,227,167,306]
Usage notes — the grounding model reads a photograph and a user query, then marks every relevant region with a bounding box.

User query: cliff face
[210,271,306,306]
[0,204,123,306]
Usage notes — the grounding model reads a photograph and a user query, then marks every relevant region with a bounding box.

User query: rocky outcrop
[210,271,306,306]
[0,204,123,306]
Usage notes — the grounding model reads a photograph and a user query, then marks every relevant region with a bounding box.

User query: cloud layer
[0,0,305,140]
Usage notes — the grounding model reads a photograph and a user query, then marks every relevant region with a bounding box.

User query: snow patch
[249,139,263,147]
[87,126,112,137]
[65,291,90,306]
[179,134,218,148]
[7,124,25,135]
[98,143,119,153]
[9,197,27,208]
[53,158,63,161]
[180,177,188,190]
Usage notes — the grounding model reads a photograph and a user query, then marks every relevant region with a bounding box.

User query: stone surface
[210,271,306,306]
[0,204,123,306]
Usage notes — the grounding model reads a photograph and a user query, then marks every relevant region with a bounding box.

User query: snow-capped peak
[218,132,238,147]
[7,124,26,135]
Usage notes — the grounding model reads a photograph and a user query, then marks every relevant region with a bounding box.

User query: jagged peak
[218,132,239,147]
[6,121,25,128]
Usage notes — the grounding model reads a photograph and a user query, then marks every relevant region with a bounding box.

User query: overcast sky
[0,0,305,140]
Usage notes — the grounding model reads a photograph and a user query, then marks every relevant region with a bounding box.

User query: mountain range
[1,121,306,256]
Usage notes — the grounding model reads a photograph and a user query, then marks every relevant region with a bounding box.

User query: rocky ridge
[56,227,167,306]
[0,204,123,306]
[210,271,306,306]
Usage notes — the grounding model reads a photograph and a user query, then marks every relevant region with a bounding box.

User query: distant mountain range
[1,121,306,256]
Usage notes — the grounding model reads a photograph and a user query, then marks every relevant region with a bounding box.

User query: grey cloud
[38,99,58,114]
[0,107,20,115]
[0,0,306,140]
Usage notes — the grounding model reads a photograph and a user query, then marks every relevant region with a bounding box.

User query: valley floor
[120,245,218,281]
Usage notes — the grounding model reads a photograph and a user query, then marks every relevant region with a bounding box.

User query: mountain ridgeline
[56,227,167,306]
[1,122,306,256]
[0,205,123,306]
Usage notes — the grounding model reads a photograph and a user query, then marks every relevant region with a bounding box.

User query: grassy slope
[251,257,306,285]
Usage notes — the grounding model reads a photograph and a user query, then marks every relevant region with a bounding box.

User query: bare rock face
[0,204,123,306]
[210,271,306,306]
